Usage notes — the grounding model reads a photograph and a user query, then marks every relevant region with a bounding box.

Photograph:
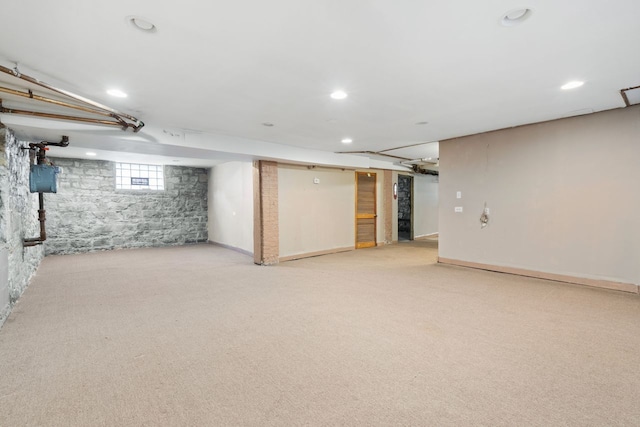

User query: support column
[253,160,279,265]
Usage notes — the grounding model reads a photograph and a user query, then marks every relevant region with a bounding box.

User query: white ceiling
[0,1,638,168]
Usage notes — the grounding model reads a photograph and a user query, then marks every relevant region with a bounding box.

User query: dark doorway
[397,175,413,241]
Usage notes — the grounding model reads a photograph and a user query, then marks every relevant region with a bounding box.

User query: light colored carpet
[0,242,638,426]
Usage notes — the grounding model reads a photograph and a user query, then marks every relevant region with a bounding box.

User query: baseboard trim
[207,241,253,258]
[438,257,639,295]
[414,233,439,240]
[280,246,355,262]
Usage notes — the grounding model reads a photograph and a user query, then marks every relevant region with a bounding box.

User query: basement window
[115,163,164,191]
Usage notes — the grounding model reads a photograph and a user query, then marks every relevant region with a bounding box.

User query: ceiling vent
[620,85,640,107]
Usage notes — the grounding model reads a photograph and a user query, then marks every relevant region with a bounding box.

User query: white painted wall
[278,165,355,258]
[413,174,439,238]
[439,106,640,285]
[207,161,254,254]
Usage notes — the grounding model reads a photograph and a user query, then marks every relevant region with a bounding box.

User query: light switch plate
[456,191,462,199]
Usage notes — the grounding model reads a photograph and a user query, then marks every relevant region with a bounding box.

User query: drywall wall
[45,158,208,255]
[413,174,439,238]
[207,161,254,254]
[439,106,640,286]
[278,165,355,258]
[0,129,45,327]
[278,165,392,258]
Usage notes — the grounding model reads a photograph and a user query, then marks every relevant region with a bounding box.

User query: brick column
[253,161,279,265]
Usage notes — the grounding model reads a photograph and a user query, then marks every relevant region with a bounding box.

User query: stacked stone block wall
[398,175,412,232]
[0,128,45,327]
[44,157,208,255]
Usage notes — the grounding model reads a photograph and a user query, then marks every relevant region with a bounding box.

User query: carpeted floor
[0,241,638,426]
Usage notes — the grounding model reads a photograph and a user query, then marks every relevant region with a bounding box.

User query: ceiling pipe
[0,86,120,119]
[337,141,438,164]
[0,102,136,130]
[376,140,438,154]
[0,64,144,132]
[336,150,412,161]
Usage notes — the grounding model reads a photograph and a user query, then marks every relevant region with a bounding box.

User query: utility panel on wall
[29,165,61,193]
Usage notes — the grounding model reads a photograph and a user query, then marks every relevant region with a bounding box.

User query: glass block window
[115,163,164,190]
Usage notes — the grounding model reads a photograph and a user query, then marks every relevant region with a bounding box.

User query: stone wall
[44,157,208,255]
[0,128,45,327]
[398,175,412,232]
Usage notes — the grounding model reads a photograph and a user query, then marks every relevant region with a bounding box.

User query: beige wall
[278,164,355,258]
[207,161,254,254]
[439,106,640,285]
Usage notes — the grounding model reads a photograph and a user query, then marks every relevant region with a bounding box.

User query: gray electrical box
[29,164,60,193]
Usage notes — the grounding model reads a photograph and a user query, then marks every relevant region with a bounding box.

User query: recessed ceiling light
[86,152,97,156]
[330,90,348,100]
[561,81,585,90]
[127,16,157,33]
[501,8,532,26]
[262,122,274,127]
[106,89,127,98]
[341,138,353,144]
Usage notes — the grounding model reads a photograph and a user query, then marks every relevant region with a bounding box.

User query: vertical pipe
[37,192,46,241]
[24,146,48,246]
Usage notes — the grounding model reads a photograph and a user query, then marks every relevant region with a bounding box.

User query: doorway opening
[397,175,413,241]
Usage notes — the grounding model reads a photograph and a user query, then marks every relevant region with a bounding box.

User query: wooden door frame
[355,171,377,249]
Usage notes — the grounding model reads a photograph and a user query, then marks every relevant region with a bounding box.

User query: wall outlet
[313,178,320,184]
[455,206,463,213]
[456,191,462,199]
